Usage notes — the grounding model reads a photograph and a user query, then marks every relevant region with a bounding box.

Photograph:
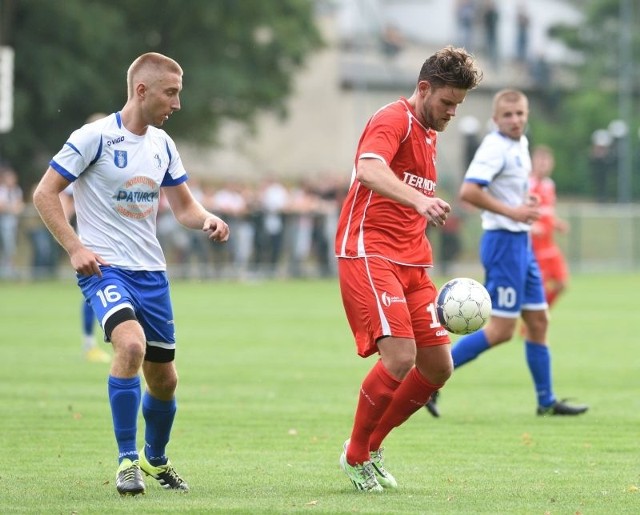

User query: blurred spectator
[437,208,464,276]
[459,115,482,172]
[234,183,259,279]
[23,184,60,279]
[529,52,550,87]
[455,0,477,52]
[589,135,615,203]
[312,175,348,277]
[528,52,558,110]
[256,176,289,276]
[482,0,500,70]
[286,181,321,278]
[156,190,192,276]
[183,177,212,278]
[380,23,405,58]
[0,164,25,279]
[207,179,254,279]
[515,3,530,64]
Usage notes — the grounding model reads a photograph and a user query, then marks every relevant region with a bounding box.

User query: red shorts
[536,251,569,285]
[338,257,450,358]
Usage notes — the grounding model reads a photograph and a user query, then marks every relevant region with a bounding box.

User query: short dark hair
[418,46,482,91]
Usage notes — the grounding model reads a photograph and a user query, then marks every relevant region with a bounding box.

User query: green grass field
[1,273,638,514]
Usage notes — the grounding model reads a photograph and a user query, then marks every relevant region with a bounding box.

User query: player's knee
[522,313,548,341]
[383,354,416,380]
[148,376,178,398]
[526,324,547,342]
[441,360,454,381]
[486,323,516,345]
[118,339,146,363]
[145,369,178,398]
[378,337,416,379]
[423,361,453,384]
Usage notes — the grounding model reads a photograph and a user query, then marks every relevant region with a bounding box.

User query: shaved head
[126,52,183,99]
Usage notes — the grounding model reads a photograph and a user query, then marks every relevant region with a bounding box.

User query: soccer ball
[436,277,491,335]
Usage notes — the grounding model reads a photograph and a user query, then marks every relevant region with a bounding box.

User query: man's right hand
[70,247,109,277]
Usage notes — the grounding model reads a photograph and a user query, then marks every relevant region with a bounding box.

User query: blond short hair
[492,89,527,114]
[126,52,182,99]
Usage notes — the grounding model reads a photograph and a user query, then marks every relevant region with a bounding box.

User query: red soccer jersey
[529,175,557,254]
[335,98,438,266]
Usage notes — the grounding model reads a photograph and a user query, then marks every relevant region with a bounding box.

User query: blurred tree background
[0,0,323,185]
[529,0,640,201]
[0,0,638,201]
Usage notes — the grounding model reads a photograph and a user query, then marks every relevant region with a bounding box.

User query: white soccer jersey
[50,112,187,270]
[463,130,532,232]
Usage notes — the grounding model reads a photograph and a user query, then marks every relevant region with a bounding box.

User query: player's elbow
[458,185,472,204]
[32,183,47,212]
[355,166,373,188]
[458,182,482,205]
[355,158,383,189]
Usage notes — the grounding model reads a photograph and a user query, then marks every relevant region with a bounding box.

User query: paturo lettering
[116,191,159,202]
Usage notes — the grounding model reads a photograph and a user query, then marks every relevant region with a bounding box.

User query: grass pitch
[0,272,638,514]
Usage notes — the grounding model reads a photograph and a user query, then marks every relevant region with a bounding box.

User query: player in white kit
[33,52,230,496]
[425,89,587,418]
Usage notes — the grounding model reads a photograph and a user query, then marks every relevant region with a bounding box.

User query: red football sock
[346,359,401,465]
[369,367,442,451]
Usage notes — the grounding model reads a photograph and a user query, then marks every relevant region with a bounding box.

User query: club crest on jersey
[380,291,406,307]
[114,150,128,169]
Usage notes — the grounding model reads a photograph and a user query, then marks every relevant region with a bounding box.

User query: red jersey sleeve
[357,101,410,165]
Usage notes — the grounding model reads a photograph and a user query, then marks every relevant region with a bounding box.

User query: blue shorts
[480,230,547,318]
[77,267,176,357]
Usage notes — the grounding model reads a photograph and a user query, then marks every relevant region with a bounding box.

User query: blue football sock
[525,341,555,407]
[142,392,176,466]
[108,375,141,463]
[82,301,94,336]
[451,330,490,368]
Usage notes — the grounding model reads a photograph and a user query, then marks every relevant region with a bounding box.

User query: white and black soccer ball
[436,277,491,335]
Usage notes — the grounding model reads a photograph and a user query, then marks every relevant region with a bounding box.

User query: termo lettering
[402,172,436,192]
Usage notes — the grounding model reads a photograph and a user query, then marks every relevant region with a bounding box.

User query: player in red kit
[334,46,482,492]
[529,145,570,308]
